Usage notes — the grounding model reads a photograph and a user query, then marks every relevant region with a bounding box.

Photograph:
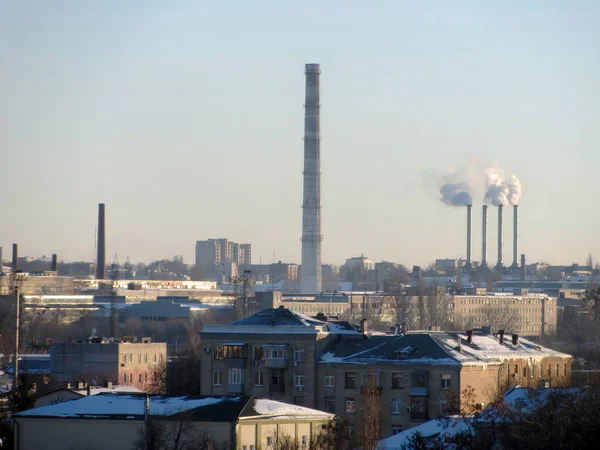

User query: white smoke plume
[440,183,473,206]
[484,168,522,206]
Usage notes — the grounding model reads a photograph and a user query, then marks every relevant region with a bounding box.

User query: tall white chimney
[511,205,519,268]
[300,63,323,294]
[496,204,504,269]
[464,205,472,271]
[481,205,488,268]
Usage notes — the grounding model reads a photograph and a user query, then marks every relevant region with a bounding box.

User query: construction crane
[109,254,119,340]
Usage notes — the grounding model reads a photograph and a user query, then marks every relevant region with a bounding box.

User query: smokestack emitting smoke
[12,243,18,271]
[481,205,488,268]
[496,204,504,269]
[440,183,472,206]
[484,168,522,206]
[96,203,106,280]
[465,205,472,268]
[300,63,323,294]
[51,254,58,272]
[512,205,519,268]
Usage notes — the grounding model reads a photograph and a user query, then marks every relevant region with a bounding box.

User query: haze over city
[1,1,598,266]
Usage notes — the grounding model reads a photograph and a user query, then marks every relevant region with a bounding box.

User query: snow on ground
[253,399,332,417]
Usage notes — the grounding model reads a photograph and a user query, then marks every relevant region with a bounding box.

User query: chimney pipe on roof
[466,330,473,344]
[512,334,519,346]
[499,329,505,344]
[51,254,58,272]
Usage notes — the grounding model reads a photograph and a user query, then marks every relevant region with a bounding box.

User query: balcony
[265,358,288,369]
[410,411,429,420]
[409,387,429,396]
[224,359,246,369]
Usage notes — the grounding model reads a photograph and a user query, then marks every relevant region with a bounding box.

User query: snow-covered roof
[376,418,470,449]
[501,385,580,413]
[15,393,245,420]
[240,398,334,420]
[72,385,143,396]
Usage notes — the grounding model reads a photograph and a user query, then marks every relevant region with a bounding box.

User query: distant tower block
[300,63,323,294]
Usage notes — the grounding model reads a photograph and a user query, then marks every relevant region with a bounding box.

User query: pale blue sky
[0,1,598,267]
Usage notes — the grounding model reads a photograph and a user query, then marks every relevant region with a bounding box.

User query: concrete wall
[237,419,328,450]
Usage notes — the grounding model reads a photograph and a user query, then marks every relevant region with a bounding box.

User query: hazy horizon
[1,1,598,268]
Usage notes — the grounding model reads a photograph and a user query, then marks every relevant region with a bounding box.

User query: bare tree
[357,373,382,450]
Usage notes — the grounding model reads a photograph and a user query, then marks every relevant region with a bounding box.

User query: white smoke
[484,168,522,206]
[440,183,473,206]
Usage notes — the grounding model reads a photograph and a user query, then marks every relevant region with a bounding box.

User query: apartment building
[317,329,571,438]
[198,307,360,408]
[51,338,167,388]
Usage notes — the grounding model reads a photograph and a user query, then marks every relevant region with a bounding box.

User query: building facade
[51,339,167,388]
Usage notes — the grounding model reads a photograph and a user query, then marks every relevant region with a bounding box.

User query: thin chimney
[465,205,472,269]
[498,329,505,344]
[96,203,106,280]
[12,243,18,271]
[520,254,526,281]
[512,334,519,346]
[481,206,488,268]
[496,204,503,269]
[512,205,519,268]
[466,330,473,344]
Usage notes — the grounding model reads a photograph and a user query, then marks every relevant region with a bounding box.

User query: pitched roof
[229,308,325,327]
[15,393,249,422]
[239,398,334,420]
[319,334,460,365]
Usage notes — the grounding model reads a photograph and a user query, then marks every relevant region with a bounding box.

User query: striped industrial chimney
[300,63,323,294]
[96,203,106,280]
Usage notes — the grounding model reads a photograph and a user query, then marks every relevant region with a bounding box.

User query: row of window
[122,372,149,384]
[511,363,567,378]
[213,345,305,362]
[120,353,161,364]
[339,396,429,417]
[213,369,306,387]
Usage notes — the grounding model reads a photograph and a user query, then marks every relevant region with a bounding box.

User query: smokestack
[300,63,323,294]
[465,205,472,269]
[51,254,58,272]
[481,205,488,268]
[96,203,106,280]
[499,329,505,344]
[12,243,18,271]
[511,205,519,268]
[520,254,526,281]
[466,329,473,344]
[495,204,504,269]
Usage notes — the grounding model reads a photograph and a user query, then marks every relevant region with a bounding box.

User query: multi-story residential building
[317,329,572,438]
[195,239,222,268]
[239,243,252,266]
[198,307,360,408]
[50,338,167,388]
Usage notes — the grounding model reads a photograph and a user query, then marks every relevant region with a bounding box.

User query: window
[129,373,133,383]
[159,353,163,363]
[213,370,223,386]
[266,348,286,359]
[412,372,428,387]
[294,396,305,406]
[254,346,264,361]
[144,353,148,363]
[345,397,356,413]
[411,396,429,420]
[325,396,336,413]
[564,364,567,377]
[271,370,283,385]
[361,372,380,387]
[523,366,527,378]
[555,364,559,377]
[144,373,148,383]
[440,374,451,389]
[392,373,403,389]
[224,345,244,359]
[294,347,305,362]
[325,376,335,388]
[294,374,305,387]
[213,345,223,360]
[122,354,126,364]
[392,426,402,435]
[515,365,519,377]
[347,426,356,439]
[229,368,243,385]
[440,401,448,415]
[267,436,273,447]
[301,435,308,446]
[345,372,356,388]
[392,398,402,414]
[254,371,264,386]
[123,373,127,384]
[137,354,142,364]
[153,354,157,363]
[138,374,142,383]
[129,354,133,364]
